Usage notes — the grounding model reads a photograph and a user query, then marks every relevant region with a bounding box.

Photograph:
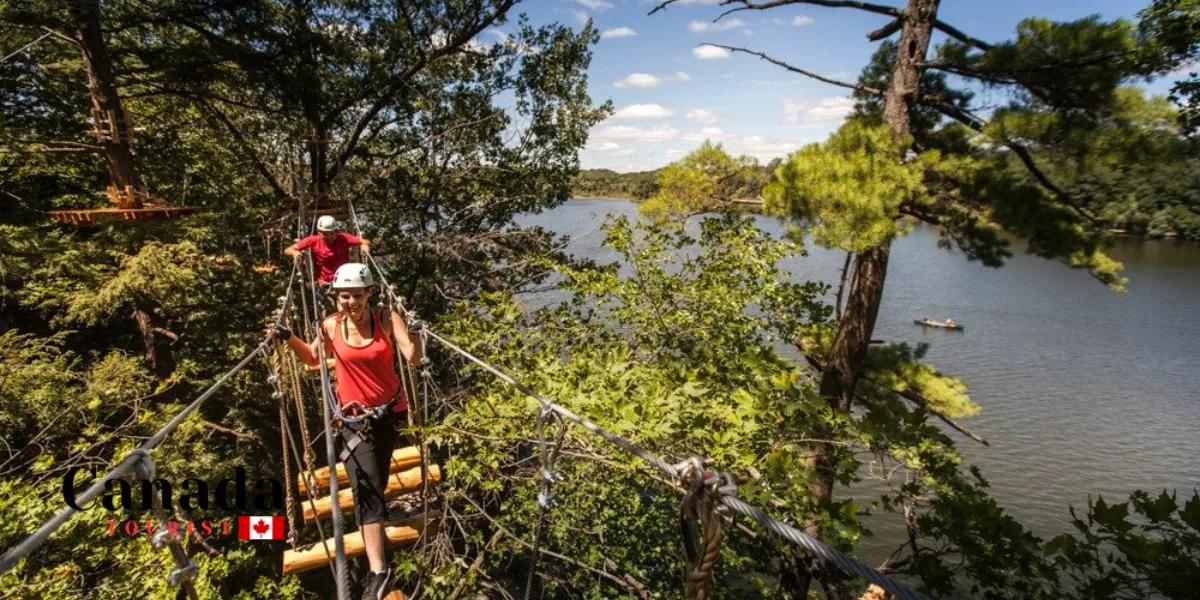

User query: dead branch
[447,529,505,600]
[200,420,257,441]
[458,494,655,600]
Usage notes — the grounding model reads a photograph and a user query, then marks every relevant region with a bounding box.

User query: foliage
[1136,0,1200,134]
[1046,490,1200,600]
[572,168,660,200]
[763,121,923,252]
[639,141,763,221]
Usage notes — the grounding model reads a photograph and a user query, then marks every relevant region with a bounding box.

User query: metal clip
[267,375,278,386]
[537,489,557,509]
[168,561,199,586]
[271,391,284,400]
[132,450,155,482]
[540,467,563,484]
[151,528,180,550]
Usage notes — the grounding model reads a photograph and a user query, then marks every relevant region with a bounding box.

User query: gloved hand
[268,323,293,341]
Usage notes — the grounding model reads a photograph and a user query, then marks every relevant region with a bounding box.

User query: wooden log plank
[282,512,439,576]
[302,464,441,523]
[298,446,423,497]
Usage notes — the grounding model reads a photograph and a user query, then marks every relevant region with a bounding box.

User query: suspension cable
[0,339,272,576]
[304,250,351,600]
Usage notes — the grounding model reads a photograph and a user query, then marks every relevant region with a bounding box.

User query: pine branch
[714,45,1098,225]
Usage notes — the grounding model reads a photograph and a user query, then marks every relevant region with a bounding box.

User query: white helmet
[330,263,374,289]
[316,215,339,232]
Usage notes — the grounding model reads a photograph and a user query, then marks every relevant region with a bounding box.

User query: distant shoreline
[569,195,636,202]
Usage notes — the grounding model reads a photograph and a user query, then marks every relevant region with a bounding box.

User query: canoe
[914,319,964,331]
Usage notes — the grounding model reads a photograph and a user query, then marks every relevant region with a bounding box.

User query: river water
[517,198,1200,556]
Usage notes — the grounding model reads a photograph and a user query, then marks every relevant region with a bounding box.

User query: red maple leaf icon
[253,519,270,535]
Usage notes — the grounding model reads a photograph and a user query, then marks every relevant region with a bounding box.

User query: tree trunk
[789,0,940,597]
[72,0,141,208]
[134,305,176,383]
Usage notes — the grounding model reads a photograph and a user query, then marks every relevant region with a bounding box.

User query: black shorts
[342,411,407,526]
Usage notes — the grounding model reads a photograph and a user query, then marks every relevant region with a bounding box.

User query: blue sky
[502,0,1184,172]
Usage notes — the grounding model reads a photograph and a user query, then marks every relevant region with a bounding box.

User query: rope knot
[676,455,727,600]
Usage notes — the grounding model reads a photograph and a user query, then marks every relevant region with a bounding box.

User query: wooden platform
[48,205,200,225]
[282,511,439,576]
[302,465,441,523]
[299,446,423,496]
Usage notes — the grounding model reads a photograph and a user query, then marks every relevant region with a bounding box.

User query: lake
[517,198,1200,559]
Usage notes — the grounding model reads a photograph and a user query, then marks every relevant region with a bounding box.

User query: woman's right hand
[266,324,292,341]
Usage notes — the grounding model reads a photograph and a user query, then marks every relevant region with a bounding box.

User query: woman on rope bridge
[269,262,421,600]
[284,215,372,289]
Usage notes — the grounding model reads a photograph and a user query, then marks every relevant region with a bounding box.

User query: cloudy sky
[501,0,1183,172]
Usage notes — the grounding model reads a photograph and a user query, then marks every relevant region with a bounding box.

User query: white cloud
[615,73,662,88]
[1168,58,1199,77]
[593,124,681,142]
[782,96,855,124]
[570,9,590,25]
[688,18,745,33]
[792,15,815,26]
[672,71,692,82]
[569,0,613,11]
[587,140,634,155]
[684,126,728,141]
[665,149,688,160]
[602,26,636,39]
[685,109,721,123]
[727,135,803,161]
[613,104,676,119]
[693,45,730,60]
[772,18,785,25]
[675,0,722,4]
[743,29,754,35]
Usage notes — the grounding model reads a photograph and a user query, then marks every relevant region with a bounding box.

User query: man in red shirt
[284,216,372,286]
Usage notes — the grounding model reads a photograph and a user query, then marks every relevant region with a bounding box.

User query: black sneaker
[360,568,392,600]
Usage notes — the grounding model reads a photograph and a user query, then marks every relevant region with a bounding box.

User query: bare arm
[358,238,371,254]
[284,243,301,258]
[386,309,422,364]
[276,319,334,367]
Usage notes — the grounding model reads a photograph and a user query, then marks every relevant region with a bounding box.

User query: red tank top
[331,309,405,413]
